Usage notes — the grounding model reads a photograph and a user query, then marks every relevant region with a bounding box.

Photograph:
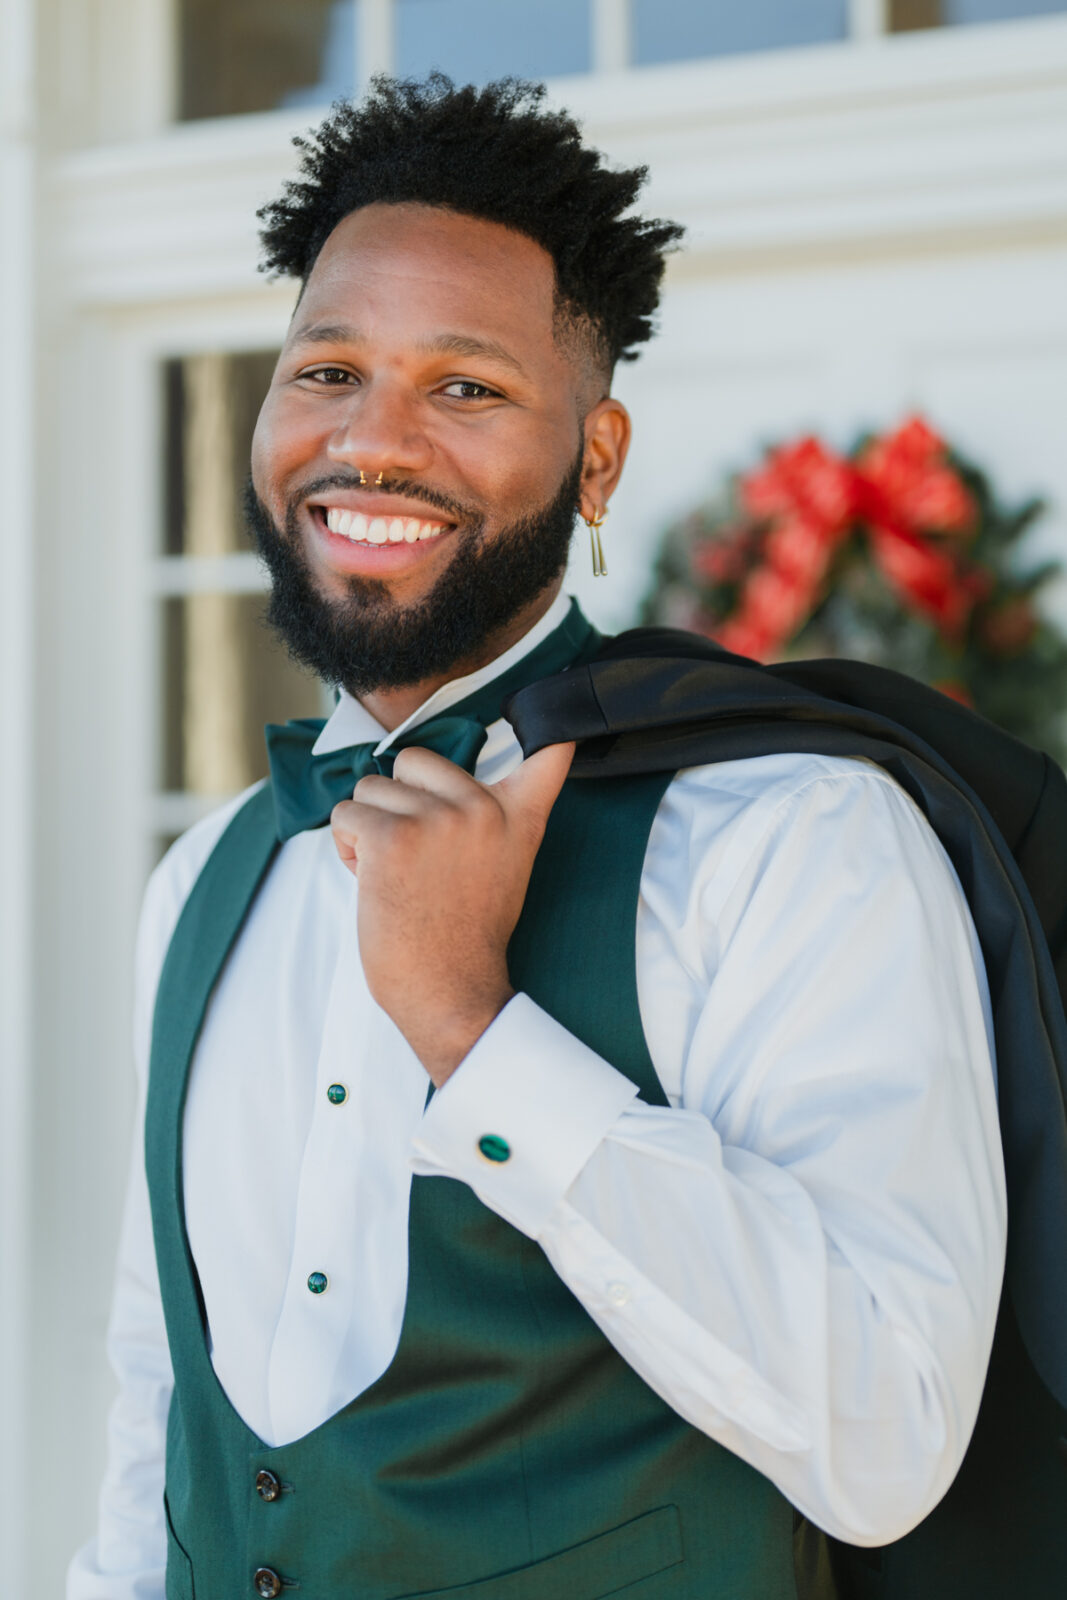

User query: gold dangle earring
[583,505,609,577]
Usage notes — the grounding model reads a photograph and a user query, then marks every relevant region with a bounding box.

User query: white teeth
[322,506,447,545]
[326,506,353,536]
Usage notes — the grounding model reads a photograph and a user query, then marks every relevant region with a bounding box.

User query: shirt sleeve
[412,758,1006,1547]
[67,793,256,1599]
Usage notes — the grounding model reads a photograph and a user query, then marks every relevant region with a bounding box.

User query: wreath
[642,416,1067,761]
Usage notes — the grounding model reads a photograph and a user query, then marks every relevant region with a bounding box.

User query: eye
[302,366,356,386]
[441,379,500,401]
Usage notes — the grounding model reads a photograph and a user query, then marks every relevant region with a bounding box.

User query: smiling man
[70,77,1005,1600]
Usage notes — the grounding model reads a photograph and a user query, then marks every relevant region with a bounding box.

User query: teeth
[326,507,353,536]
[322,507,446,545]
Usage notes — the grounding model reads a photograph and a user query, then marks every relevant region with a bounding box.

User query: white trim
[0,0,33,1587]
[357,0,395,91]
[848,0,890,40]
[149,551,270,596]
[148,790,246,836]
[52,16,1067,306]
[592,0,632,73]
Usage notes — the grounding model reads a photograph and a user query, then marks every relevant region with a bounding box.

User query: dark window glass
[396,0,590,83]
[632,0,848,66]
[179,0,355,121]
[162,351,279,556]
[160,593,326,795]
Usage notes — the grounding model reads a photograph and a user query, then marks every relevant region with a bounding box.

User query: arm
[68,795,250,1599]
[406,761,1006,1545]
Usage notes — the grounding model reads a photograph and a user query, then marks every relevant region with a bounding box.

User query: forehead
[291,202,560,357]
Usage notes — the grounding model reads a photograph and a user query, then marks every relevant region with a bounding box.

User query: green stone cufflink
[477,1134,511,1164]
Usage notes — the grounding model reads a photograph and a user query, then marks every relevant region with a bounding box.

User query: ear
[578,397,631,522]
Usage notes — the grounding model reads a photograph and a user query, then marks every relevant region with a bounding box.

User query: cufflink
[477,1134,511,1164]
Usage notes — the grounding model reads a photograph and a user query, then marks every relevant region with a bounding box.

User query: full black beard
[244,448,583,696]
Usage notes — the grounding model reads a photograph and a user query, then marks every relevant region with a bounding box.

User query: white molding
[848,0,889,40]
[149,551,269,595]
[0,0,34,1586]
[51,16,1067,307]
[357,0,395,91]
[592,0,631,74]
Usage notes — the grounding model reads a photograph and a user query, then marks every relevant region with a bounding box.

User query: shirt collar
[311,590,574,758]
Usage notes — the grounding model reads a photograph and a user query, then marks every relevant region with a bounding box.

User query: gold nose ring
[358,470,385,487]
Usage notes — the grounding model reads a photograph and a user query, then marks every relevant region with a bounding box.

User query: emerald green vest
[146,774,797,1600]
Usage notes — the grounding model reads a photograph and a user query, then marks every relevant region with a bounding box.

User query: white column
[592,0,632,73]
[357,0,395,94]
[0,0,34,1594]
[848,0,890,38]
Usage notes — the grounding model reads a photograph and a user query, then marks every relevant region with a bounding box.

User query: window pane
[179,0,355,121]
[396,0,590,83]
[163,351,279,557]
[944,0,1066,20]
[160,594,328,796]
[632,0,848,66]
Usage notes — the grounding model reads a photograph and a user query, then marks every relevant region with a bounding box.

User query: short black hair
[257,74,683,376]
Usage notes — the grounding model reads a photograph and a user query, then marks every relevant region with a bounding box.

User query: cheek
[250,392,320,496]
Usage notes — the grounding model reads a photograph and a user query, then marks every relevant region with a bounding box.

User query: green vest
[146,772,798,1600]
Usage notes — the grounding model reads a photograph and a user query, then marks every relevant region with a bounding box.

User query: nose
[326,374,434,482]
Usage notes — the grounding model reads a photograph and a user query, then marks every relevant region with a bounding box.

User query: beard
[244,446,583,697]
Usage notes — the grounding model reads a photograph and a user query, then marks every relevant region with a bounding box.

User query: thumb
[496,741,576,834]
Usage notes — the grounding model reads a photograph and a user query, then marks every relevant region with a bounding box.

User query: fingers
[495,741,575,829]
[390,744,484,802]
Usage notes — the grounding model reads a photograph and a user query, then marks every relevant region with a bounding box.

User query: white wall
[9,11,1067,1596]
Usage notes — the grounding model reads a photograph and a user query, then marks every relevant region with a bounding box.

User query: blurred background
[2,2,1066,1592]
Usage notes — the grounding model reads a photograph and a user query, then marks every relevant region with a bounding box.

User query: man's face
[250,202,600,693]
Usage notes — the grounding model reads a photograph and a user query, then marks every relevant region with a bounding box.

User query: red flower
[858,416,974,537]
[764,516,834,588]
[741,437,856,531]
[867,526,985,636]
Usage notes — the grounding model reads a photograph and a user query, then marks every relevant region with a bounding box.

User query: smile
[323,506,448,545]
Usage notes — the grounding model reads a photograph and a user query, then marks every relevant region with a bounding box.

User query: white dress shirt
[69,592,1006,1599]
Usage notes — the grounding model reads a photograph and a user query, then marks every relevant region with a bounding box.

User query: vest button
[255,1468,282,1502]
[253,1568,283,1598]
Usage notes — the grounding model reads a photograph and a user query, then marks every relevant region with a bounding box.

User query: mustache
[292,472,474,524]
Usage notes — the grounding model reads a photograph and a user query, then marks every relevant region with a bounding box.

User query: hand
[331,741,575,1085]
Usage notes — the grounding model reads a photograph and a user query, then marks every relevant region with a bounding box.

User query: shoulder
[660,750,916,852]
[648,751,954,931]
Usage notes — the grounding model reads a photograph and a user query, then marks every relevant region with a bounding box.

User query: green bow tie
[265,601,599,841]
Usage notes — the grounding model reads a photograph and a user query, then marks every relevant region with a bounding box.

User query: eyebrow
[289,322,530,380]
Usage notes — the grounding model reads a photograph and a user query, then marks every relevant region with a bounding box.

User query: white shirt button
[607,1281,630,1307]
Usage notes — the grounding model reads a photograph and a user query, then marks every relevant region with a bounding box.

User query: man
[70,76,1004,1600]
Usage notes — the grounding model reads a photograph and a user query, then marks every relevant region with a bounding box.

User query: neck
[354,582,564,732]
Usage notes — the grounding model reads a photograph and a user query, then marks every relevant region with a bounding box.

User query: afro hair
[258,74,683,375]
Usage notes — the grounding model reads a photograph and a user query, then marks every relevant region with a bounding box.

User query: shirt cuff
[410,992,640,1237]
